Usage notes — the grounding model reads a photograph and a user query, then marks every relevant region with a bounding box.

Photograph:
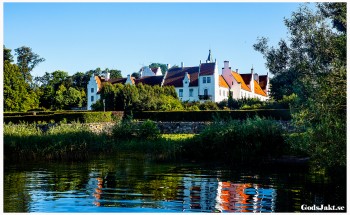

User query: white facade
[87,75,102,110]
[140,66,162,77]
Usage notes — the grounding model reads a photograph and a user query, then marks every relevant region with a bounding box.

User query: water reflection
[3,156,345,213]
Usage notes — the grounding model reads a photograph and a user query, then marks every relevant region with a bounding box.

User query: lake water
[4,154,346,212]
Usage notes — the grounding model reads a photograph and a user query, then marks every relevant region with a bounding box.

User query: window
[189,89,193,97]
[91,88,94,93]
[203,77,206,83]
[179,89,183,97]
[204,89,208,96]
[207,77,211,83]
[91,96,94,102]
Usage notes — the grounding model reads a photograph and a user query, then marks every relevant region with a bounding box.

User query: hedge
[132,109,291,121]
[4,111,56,116]
[3,111,121,124]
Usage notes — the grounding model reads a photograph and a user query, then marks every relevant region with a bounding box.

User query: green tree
[3,61,39,111]
[14,46,45,83]
[131,72,140,79]
[54,84,68,110]
[4,45,13,62]
[105,68,122,79]
[66,87,83,108]
[254,3,346,168]
[149,63,167,74]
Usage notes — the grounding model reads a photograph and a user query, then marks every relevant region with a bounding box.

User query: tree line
[3,46,179,112]
[4,46,123,111]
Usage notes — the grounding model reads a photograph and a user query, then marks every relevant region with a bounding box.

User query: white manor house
[87,50,269,110]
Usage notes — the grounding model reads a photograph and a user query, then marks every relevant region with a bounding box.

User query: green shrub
[112,119,160,141]
[198,101,219,110]
[185,116,286,163]
[137,120,160,140]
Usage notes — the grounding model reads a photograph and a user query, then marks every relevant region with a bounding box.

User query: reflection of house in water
[182,175,218,212]
[215,181,277,212]
[181,176,276,212]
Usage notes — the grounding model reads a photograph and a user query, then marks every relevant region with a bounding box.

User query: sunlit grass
[161,134,196,140]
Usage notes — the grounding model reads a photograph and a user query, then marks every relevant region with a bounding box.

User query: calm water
[4,155,346,212]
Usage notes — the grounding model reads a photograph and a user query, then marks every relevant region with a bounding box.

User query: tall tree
[253,3,346,168]
[4,45,13,62]
[14,46,45,83]
[4,61,39,111]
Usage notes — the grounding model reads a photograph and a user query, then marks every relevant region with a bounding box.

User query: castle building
[87,50,269,110]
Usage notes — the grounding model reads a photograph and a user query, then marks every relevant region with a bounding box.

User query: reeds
[4,122,112,161]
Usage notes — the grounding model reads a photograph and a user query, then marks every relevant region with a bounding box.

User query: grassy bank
[4,118,290,163]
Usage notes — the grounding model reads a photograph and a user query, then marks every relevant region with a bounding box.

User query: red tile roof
[231,71,251,92]
[254,80,267,96]
[135,76,164,86]
[219,75,229,88]
[163,66,199,87]
[199,62,215,76]
[259,75,268,93]
[95,76,103,92]
[240,73,252,87]
[108,78,127,85]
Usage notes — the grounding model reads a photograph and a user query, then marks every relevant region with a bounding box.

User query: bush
[198,101,219,110]
[185,116,286,163]
[112,119,160,141]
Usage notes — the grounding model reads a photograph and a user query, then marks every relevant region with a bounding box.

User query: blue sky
[4,2,309,78]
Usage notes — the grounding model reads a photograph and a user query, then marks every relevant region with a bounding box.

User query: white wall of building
[218,87,230,101]
[87,75,101,110]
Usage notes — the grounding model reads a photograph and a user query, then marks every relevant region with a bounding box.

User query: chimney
[236,69,239,73]
[224,61,230,69]
[251,66,254,74]
[106,72,110,81]
[200,60,202,64]
[181,62,184,68]
[254,73,259,82]
[167,64,171,69]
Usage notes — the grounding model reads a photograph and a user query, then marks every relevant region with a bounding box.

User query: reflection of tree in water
[4,172,32,212]
[91,156,182,208]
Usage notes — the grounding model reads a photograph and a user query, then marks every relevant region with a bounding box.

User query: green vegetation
[4,123,111,161]
[184,116,285,164]
[253,3,346,169]
[92,83,182,112]
[4,117,288,163]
